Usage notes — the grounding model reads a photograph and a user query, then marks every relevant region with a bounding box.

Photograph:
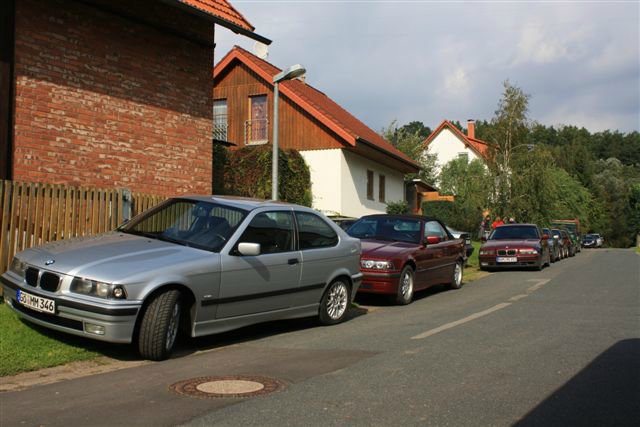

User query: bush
[222,145,312,206]
[386,200,409,214]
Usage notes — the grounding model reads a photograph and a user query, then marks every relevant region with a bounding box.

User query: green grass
[464,241,490,283]
[0,303,100,376]
[636,246,640,254]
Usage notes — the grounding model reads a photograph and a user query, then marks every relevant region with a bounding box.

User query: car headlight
[479,250,495,256]
[519,248,538,255]
[9,257,27,277]
[360,259,395,270]
[70,277,127,299]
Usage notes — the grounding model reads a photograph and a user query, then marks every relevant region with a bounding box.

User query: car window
[295,212,339,250]
[236,211,294,254]
[490,226,539,240]
[120,199,247,252]
[424,220,447,240]
[348,217,421,244]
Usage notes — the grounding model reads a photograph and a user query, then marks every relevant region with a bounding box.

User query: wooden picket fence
[0,180,166,274]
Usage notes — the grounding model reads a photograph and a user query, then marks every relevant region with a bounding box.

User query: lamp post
[272,64,306,200]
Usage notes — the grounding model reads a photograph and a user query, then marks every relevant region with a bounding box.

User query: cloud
[216,1,639,133]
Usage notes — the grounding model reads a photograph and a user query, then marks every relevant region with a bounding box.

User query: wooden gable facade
[214,62,343,151]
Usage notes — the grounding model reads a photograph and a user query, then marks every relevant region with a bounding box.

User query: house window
[246,95,268,144]
[457,152,469,162]
[213,99,228,141]
[366,170,374,200]
[379,174,386,202]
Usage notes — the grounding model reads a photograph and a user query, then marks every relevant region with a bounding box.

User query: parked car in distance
[1,196,363,361]
[582,233,604,248]
[565,229,581,254]
[560,230,576,257]
[478,224,551,271]
[446,226,474,261]
[542,227,561,262]
[551,228,569,258]
[346,215,466,305]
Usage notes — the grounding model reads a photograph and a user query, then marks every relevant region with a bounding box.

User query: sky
[215,1,640,134]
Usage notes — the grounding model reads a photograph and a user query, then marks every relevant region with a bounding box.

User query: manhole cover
[170,375,287,399]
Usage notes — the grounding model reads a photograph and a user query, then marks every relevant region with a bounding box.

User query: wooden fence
[0,180,165,274]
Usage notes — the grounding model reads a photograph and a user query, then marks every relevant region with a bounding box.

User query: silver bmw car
[1,196,362,360]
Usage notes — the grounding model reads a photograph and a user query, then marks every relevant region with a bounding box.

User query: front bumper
[1,274,141,344]
[479,254,541,269]
[357,270,401,295]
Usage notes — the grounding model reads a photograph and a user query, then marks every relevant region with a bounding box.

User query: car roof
[176,195,308,211]
[498,223,538,228]
[359,214,438,222]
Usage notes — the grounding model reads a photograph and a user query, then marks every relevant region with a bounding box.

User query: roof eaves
[356,137,420,171]
[167,0,271,45]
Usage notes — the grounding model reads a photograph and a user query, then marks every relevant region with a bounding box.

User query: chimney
[467,119,475,139]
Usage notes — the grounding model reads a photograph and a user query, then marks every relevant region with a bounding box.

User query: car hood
[14,232,215,283]
[481,239,540,249]
[360,239,419,258]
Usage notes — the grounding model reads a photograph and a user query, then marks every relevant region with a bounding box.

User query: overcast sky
[215,1,640,134]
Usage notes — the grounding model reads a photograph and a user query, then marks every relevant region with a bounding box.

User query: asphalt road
[1,249,638,426]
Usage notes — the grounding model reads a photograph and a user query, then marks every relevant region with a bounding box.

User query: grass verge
[464,241,490,283]
[0,303,100,377]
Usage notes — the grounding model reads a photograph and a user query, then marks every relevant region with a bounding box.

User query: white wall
[428,128,481,172]
[300,149,406,217]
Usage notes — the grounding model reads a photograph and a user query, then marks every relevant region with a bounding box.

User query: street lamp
[272,64,306,200]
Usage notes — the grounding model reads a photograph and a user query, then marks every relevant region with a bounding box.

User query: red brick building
[0,0,268,195]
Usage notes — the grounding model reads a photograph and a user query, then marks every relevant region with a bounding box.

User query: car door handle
[288,258,299,265]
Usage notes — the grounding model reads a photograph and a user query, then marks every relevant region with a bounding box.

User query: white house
[422,120,491,172]
[213,47,420,217]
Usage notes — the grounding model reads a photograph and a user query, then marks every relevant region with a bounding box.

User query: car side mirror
[238,242,261,256]
[425,235,441,245]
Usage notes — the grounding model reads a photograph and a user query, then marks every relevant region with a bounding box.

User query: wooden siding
[214,62,344,151]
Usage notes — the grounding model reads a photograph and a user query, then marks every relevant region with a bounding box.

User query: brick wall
[12,0,214,196]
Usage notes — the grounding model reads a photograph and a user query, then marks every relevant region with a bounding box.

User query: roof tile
[177,0,254,31]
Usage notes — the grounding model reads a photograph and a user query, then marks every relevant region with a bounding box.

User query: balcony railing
[245,119,269,145]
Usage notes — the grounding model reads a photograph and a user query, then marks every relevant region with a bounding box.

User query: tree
[485,80,532,215]
[381,120,438,184]
[438,157,492,232]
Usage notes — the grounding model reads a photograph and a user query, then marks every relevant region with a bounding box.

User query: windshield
[347,217,422,244]
[119,199,248,252]
[489,225,540,240]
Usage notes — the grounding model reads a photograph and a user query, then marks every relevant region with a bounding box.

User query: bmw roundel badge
[44,259,55,266]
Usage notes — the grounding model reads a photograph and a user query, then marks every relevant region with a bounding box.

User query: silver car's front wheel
[319,279,350,325]
[138,289,182,361]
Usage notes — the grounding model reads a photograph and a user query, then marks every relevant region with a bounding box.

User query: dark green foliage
[438,158,491,231]
[222,145,312,206]
[386,200,410,215]
[422,200,455,223]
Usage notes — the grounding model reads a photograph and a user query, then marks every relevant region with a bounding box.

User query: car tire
[395,265,415,305]
[449,260,463,290]
[138,289,182,361]
[319,278,351,325]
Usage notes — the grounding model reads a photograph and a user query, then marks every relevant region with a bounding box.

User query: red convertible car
[478,224,551,271]
[346,215,466,305]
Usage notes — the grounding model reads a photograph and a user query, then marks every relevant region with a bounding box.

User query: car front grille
[497,249,517,256]
[24,267,61,292]
[40,272,61,292]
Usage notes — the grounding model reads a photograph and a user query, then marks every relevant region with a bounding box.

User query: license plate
[496,256,517,263]
[16,289,56,314]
